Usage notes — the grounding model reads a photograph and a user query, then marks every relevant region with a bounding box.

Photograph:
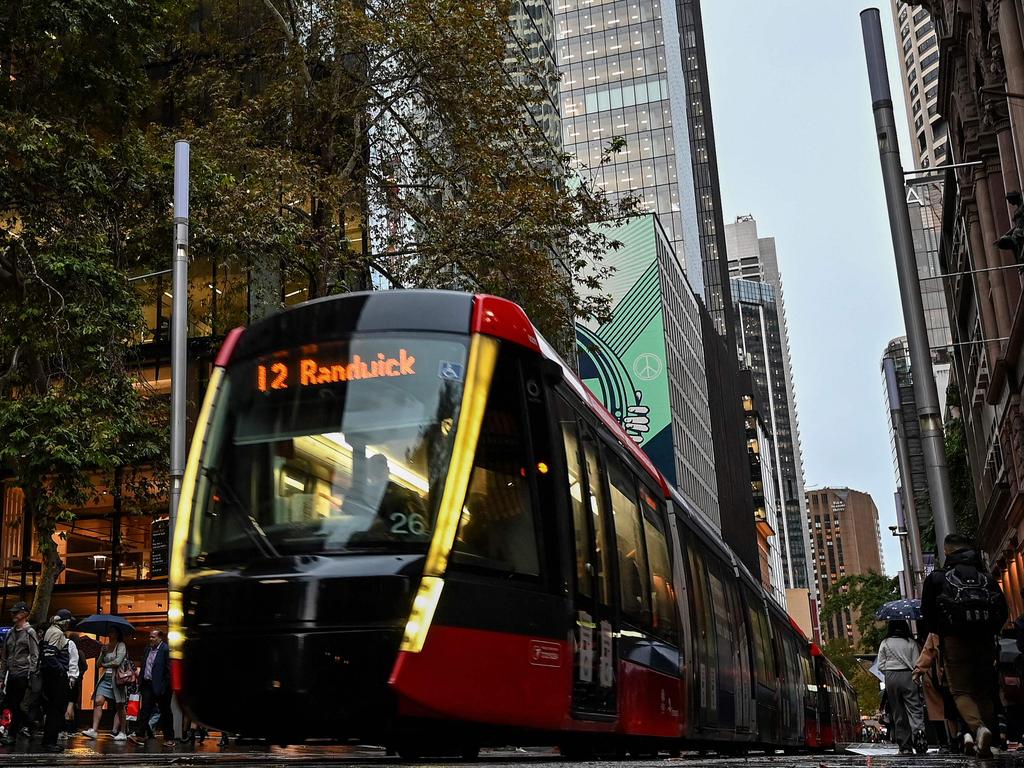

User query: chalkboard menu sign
[151,517,169,578]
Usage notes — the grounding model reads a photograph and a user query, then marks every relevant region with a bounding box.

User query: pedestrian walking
[913,631,961,749]
[38,609,74,753]
[128,630,174,747]
[921,533,1008,759]
[0,602,39,748]
[81,626,129,741]
[62,628,82,739]
[877,620,927,755]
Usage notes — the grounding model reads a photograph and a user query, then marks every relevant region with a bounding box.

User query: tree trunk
[28,490,64,625]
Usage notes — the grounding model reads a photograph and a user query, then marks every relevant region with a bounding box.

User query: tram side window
[639,489,678,644]
[558,400,592,599]
[606,455,651,627]
[453,351,539,578]
[748,603,775,687]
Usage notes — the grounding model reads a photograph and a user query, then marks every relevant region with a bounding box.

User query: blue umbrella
[74,614,136,638]
[875,598,921,621]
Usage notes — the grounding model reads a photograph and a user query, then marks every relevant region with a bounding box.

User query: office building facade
[806,488,885,645]
[890,1,949,169]
[726,216,813,592]
[741,374,788,607]
[882,337,932,597]
[731,278,812,591]
[556,0,736,346]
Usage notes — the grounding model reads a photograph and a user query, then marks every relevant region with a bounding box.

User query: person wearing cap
[0,602,39,747]
[59,615,81,742]
[39,609,73,753]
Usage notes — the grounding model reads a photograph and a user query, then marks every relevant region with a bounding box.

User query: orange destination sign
[257,349,417,391]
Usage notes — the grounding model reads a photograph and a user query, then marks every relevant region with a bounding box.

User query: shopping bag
[126,692,141,722]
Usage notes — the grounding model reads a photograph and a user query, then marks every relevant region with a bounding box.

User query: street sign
[151,517,169,578]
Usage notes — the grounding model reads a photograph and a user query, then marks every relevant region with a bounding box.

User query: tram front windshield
[187,333,469,568]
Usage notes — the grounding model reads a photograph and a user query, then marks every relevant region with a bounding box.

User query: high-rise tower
[806,488,884,645]
[889,1,949,169]
[726,215,813,591]
[556,0,736,346]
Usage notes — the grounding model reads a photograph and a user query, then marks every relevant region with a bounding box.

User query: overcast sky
[700,1,915,575]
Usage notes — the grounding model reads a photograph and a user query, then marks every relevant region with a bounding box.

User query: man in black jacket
[921,534,1006,758]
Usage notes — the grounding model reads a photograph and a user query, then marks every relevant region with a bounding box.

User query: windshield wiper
[204,467,281,559]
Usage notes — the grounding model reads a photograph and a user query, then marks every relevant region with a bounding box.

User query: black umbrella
[875,598,921,621]
[74,614,136,638]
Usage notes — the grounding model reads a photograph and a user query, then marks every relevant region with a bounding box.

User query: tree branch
[260,0,313,88]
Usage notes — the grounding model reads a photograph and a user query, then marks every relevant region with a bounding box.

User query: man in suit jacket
[128,630,173,746]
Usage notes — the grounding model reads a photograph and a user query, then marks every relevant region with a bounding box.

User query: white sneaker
[964,732,976,755]
[81,728,97,739]
[977,726,993,758]
[113,732,128,742]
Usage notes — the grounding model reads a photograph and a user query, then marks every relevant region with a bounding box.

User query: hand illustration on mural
[623,391,650,444]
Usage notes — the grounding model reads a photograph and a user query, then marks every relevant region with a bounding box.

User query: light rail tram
[168,290,857,756]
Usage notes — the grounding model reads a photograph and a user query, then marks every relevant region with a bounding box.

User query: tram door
[558,400,618,717]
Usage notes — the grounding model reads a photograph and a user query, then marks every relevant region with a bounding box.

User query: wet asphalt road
[4,740,1024,767]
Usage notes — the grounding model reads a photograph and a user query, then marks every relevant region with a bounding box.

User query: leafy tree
[168,0,633,350]
[821,637,882,715]
[0,1,180,621]
[821,571,900,653]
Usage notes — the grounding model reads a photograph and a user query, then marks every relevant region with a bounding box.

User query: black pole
[110,468,122,615]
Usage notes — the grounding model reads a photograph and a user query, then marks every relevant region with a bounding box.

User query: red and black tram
[168,290,857,754]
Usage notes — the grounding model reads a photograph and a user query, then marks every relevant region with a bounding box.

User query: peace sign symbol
[632,353,662,381]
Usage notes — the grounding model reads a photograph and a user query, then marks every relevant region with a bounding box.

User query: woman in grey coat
[878,620,927,755]
[81,627,128,741]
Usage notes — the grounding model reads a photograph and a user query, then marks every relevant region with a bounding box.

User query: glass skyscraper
[507,0,562,151]
[556,0,735,345]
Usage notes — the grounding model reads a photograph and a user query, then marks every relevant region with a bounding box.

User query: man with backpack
[39,609,74,753]
[0,602,39,748]
[921,533,1008,758]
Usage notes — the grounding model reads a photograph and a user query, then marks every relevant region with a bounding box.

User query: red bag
[125,693,141,721]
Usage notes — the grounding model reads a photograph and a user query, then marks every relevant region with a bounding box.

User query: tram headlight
[400,576,444,653]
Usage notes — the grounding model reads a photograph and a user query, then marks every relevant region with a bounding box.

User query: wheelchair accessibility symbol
[632,353,662,381]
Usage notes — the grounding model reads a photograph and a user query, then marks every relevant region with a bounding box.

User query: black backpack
[935,564,1007,636]
[40,632,69,673]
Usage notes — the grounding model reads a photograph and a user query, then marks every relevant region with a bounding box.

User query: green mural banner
[576,216,675,482]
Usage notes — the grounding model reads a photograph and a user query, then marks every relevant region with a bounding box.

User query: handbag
[115,660,137,687]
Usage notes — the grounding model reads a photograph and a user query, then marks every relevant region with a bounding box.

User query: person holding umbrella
[81,625,129,741]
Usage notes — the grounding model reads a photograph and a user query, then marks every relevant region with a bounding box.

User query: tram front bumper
[181,628,403,740]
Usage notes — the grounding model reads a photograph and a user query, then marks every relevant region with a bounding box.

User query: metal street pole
[861,9,955,565]
[170,141,190,543]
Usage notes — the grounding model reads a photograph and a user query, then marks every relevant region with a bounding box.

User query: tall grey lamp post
[861,9,955,564]
[170,142,190,542]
